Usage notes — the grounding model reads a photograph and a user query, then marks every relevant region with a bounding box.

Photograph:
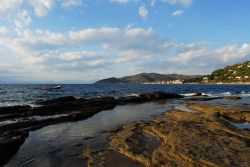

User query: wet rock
[224,96,242,100]
[0,92,184,165]
[38,96,77,105]
[117,96,146,104]
[185,96,223,101]
[107,105,250,167]
[0,132,29,166]
[194,92,202,96]
[0,105,32,115]
[139,92,183,100]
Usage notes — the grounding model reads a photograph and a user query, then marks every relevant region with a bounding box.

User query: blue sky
[0,0,249,83]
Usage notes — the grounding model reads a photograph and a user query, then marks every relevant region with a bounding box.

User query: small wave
[180,93,214,97]
[0,120,19,126]
[238,93,250,97]
[180,93,197,97]
[220,92,232,96]
[126,93,140,97]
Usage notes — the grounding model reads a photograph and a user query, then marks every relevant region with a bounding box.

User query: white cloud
[28,0,54,17]
[0,0,21,16]
[138,5,148,20]
[14,10,32,32]
[170,43,250,73]
[172,10,184,16]
[61,0,82,8]
[2,25,249,81]
[0,27,173,80]
[0,27,7,34]
[162,0,193,7]
[58,51,108,61]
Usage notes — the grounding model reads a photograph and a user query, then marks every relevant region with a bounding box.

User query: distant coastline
[95,61,250,85]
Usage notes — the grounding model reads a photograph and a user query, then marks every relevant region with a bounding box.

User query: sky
[0,0,250,83]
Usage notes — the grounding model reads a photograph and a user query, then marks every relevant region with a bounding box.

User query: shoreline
[1,93,250,166]
[83,103,250,167]
[142,82,250,85]
[0,92,182,166]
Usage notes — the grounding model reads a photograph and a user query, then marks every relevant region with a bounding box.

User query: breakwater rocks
[0,92,183,166]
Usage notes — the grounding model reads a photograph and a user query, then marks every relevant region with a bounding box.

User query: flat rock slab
[89,104,250,167]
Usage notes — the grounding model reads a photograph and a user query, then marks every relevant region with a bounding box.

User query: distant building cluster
[143,80,183,84]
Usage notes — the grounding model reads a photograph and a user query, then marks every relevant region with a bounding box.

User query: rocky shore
[83,104,250,167]
[0,92,183,166]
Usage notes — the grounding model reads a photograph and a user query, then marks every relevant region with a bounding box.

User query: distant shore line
[141,82,250,85]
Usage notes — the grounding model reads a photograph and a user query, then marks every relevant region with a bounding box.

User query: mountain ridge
[95,73,202,84]
[95,61,250,84]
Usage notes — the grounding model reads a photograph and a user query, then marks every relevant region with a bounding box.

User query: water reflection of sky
[6,100,180,167]
[232,122,250,130]
[5,98,250,167]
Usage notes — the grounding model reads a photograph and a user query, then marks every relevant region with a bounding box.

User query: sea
[0,84,250,107]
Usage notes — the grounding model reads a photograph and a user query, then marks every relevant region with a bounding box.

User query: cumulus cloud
[138,5,148,20]
[0,0,21,16]
[2,25,249,81]
[57,51,109,61]
[14,10,33,32]
[28,0,54,17]
[172,10,184,16]
[0,27,174,80]
[0,0,249,82]
[170,43,250,73]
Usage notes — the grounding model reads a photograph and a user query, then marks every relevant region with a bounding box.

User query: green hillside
[209,61,250,83]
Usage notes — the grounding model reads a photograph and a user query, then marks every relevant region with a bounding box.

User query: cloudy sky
[0,0,249,83]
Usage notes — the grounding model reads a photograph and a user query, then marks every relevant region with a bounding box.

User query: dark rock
[0,132,29,166]
[38,96,77,105]
[224,96,242,100]
[0,92,184,165]
[185,97,223,101]
[193,93,202,96]
[0,105,32,115]
[140,92,183,100]
[117,96,146,104]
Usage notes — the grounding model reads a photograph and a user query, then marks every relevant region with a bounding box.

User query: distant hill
[208,61,250,83]
[95,73,201,84]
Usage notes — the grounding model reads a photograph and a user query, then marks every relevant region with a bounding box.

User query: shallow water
[232,122,250,130]
[5,100,179,167]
